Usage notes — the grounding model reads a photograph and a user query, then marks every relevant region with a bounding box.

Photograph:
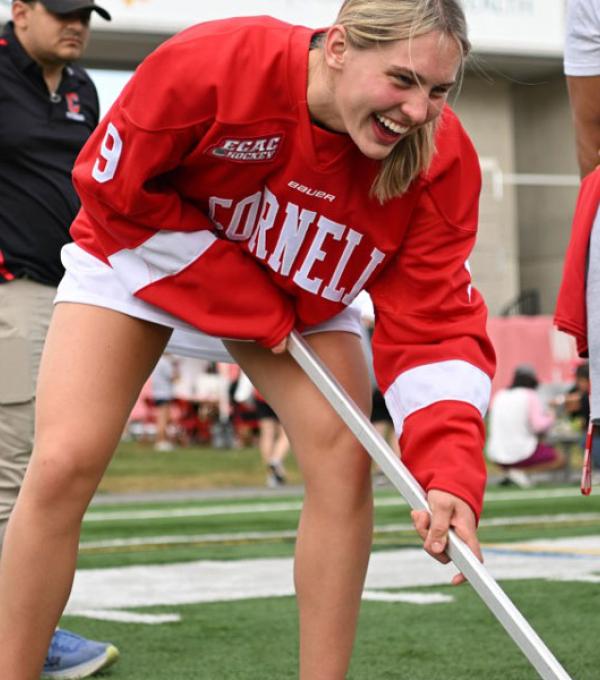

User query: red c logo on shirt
[65,92,81,114]
[0,249,14,281]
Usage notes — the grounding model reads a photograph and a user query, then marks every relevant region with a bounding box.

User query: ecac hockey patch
[207,134,283,162]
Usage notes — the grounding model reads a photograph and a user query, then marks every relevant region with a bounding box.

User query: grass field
[96,440,304,493]
[63,441,600,678]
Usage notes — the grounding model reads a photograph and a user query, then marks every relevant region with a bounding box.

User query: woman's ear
[323,25,349,71]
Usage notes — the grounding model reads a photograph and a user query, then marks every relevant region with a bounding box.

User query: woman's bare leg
[0,303,171,680]
[225,332,373,680]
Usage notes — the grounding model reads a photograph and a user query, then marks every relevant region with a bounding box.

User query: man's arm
[567,75,600,178]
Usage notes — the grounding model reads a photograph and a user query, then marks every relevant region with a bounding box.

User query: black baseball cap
[36,0,112,21]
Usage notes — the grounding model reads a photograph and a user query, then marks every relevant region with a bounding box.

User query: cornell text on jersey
[209,187,386,305]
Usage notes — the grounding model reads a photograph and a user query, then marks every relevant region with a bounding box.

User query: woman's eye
[394,75,413,87]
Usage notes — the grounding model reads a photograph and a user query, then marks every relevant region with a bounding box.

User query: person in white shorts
[0,2,497,677]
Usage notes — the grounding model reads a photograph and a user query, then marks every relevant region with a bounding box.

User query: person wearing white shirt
[565,0,600,178]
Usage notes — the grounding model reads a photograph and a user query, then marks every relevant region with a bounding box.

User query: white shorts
[56,243,363,363]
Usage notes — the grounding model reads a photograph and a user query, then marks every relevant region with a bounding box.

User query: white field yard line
[69,590,455,623]
[79,512,600,550]
[83,488,584,523]
[67,610,182,624]
[84,501,305,522]
[66,535,600,623]
[361,591,453,604]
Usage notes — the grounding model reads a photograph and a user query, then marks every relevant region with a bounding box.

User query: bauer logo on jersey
[207,134,283,162]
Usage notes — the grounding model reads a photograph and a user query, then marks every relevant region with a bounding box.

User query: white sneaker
[154,440,175,452]
[266,473,279,488]
[507,468,533,489]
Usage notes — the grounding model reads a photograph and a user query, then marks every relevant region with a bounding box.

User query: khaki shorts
[0,279,56,537]
[0,279,55,403]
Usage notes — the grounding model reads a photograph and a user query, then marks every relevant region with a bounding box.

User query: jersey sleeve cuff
[398,401,487,520]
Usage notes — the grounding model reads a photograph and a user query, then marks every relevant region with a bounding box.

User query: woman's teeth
[375,113,409,135]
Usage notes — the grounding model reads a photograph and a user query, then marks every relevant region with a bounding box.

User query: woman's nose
[400,91,431,126]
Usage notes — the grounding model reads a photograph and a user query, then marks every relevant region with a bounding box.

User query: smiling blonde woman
[0,2,495,678]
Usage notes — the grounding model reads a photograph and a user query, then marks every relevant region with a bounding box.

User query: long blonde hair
[333,0,470,202]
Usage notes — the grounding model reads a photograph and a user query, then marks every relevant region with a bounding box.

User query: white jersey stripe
[384,360,491,436]
[107,229,217,294]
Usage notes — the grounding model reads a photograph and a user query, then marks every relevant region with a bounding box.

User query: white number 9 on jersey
[92,123,123,183]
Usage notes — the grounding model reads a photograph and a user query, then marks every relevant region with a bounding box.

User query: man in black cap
[0,1,120,677]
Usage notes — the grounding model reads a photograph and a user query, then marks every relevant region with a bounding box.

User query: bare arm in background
[567,74,600,178]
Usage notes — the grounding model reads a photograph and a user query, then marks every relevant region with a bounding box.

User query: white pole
[287,330,572,680]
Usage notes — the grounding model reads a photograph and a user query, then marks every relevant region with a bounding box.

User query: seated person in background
[560,362,600,470]
[487,365,566,488]
[564,362,590,426]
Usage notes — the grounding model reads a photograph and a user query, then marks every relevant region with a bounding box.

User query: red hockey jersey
[555,168,600,356]
[70,17,495,517]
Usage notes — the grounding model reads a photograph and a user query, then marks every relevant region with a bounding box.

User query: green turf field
[65,442,599,678]
[64,579,598,679]
[96,440,304,493]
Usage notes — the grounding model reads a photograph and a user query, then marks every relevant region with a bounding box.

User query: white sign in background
[0,0,565,56]
[464,0,565,56]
